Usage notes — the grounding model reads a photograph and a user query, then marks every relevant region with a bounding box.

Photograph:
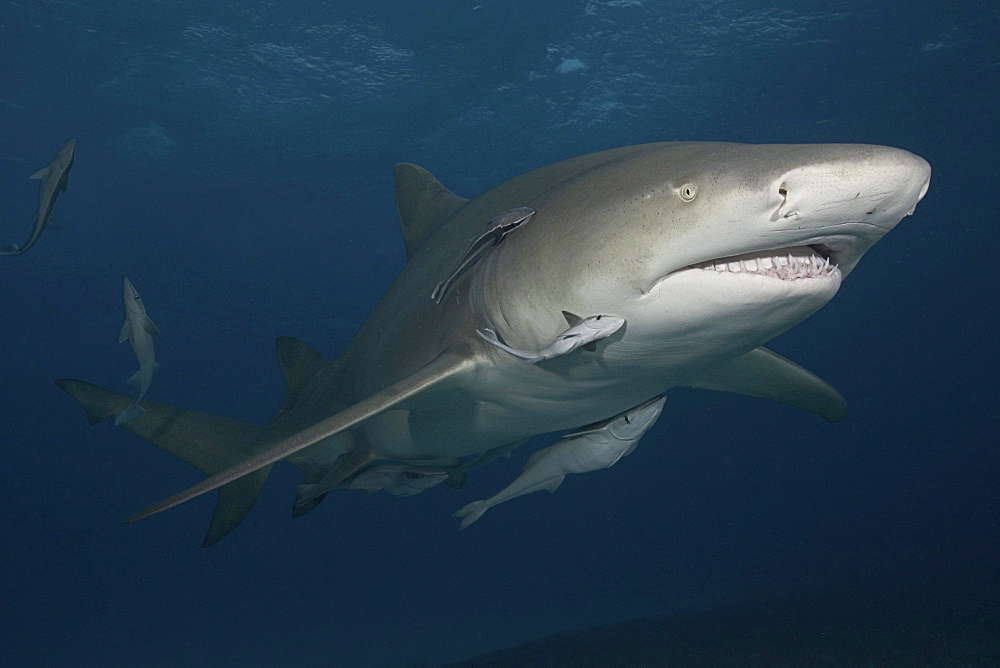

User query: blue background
[1,1,996,665]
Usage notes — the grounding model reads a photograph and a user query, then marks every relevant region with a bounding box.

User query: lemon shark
[1,138,74,256]
[57,142,930,546]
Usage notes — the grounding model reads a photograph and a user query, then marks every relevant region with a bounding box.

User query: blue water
[1,1,996,666]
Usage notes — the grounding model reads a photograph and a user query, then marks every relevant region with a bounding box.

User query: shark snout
[909,161,931,215]
[774,146,930,229]
[765,146,931,276]
[881,146,931,218]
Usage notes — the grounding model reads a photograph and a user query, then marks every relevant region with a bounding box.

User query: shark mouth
[688,245,840,281]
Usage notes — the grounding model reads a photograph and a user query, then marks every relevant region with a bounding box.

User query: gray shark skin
[115,277,160,425]
[57,142,930,545]
[1,138,74,256]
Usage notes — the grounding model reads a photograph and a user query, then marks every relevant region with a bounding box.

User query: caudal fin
[453,499,490,530]
[56,378,268,546]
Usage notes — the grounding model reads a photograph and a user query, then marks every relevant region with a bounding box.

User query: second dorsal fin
[274,336,329,419]
[393,162,468,259]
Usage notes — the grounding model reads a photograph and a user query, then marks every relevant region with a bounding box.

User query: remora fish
[477,311,625,363]
[431,206,534,303]
[1,138,75,256]
[454,396,666,529]
[56,142,930,546]
[296,464,449,504]
[114,277,160,425]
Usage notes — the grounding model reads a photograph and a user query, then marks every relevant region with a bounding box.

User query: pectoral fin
[141,315,160,336]
[126,349,480,523]
[683,347,847,422]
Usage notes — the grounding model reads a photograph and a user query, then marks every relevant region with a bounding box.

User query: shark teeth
[691,246,839,281]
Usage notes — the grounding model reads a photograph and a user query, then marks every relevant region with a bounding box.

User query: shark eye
[678,183,698,202]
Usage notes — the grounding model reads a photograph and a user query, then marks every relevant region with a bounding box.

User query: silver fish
[477,311,625,363]
[454,396,666,529]
[431,206,534,303]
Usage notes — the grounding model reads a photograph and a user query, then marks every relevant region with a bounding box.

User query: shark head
[121,276,146,317]
[474,142,930,371]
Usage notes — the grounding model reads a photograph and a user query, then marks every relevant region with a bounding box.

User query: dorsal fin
[393,162,468,259]
[562,311,582,327]
[274,336,328,419]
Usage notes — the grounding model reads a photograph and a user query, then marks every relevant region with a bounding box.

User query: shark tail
[55,378,269,547]
[453,499,490,530]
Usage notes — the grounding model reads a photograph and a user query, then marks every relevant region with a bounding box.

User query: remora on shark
[57,141,931,546]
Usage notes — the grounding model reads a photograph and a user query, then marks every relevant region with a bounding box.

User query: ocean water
[1,1,996,666]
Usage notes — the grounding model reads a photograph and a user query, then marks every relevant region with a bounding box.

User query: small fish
[477,311,624,363]
[1,138,75,256]
[431,206,534,303]
[115,277,160,425]
[293,464,450,515]
[345,464,449,497]
[454,396,666,529]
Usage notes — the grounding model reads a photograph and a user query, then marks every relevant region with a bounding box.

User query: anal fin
[273,336,330,420]
[291,448,376,515]
[202,466,271,547]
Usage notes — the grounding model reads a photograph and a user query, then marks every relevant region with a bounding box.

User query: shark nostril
[773,183,800,220]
